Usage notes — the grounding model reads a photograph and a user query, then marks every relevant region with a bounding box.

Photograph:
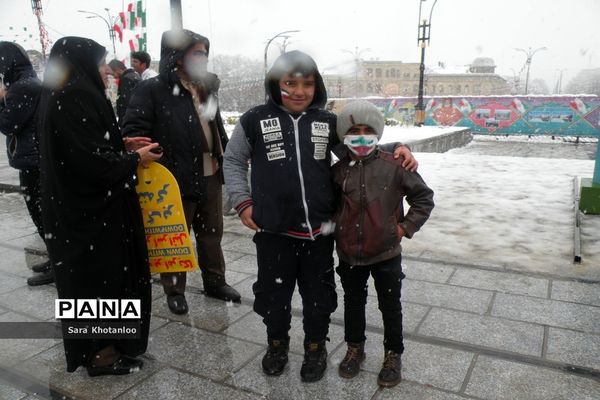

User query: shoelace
[344,346,362,362]
[382,352,399,371]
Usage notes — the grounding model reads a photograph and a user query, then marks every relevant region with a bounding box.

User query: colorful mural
[328,95,600,137]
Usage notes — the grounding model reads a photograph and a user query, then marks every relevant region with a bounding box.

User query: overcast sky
[2,0,599,87]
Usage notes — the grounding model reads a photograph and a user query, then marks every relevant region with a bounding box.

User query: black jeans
[253,232,337,343]
[19,168,44,240]
[336,254,405,354]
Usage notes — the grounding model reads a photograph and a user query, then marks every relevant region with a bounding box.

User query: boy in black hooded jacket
[223,51,417,382]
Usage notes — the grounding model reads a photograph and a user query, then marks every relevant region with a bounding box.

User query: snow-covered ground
[380,125,467,144]
[402,151,599,280]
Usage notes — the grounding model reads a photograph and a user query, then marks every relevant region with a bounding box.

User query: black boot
[300,340,328,382]
[377,350,402,387]
[203,272,241,302]
[31,259,51,273]
[27,267,54,286]
[338,341,365,378]
[262,337,289,376]
[166,294,188,314]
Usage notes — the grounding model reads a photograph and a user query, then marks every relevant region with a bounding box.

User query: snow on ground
[402,151,598,279]
[380,125,466,144]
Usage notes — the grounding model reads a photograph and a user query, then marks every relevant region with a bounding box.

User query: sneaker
[300,340,327,382]
[31,260,51,273]
[377,350,402,387]
[262,338,289,376]
[338,341,365,378]
[27,269,54,286]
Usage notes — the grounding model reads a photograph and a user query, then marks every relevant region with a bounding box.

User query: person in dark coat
[107,59,141,125]
[122,29,241,314]
[0,41,54,286]
[39,36,162,375]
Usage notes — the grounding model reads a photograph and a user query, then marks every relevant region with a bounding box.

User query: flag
[113,24,123,43]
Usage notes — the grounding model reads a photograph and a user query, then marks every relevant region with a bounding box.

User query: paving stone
[223,312,345,356]
[449,268,549,298]
[402,280,493,314]
[0,285,57,321]
[402,260,456,283]
[223,249,247,264]
[227,351,380,400]
[546,327,600,370]
[119,368,263,400]
[186,268,252,290]
[0,248,41,279]
[418,308,544,356]
[492,293,600,334]
[152,291,253,332]
[465,356,600,400]
[14,344,160,400]
[551,280,600,306]
[147,322,263,381]
[0,380,28,400]
[330,333,473,391]
[0,312,60,367]
[226,254,259,275]
[150,282,165,300]
[0,273,27,296]
[222,237,256,255]
[377,379,468,400]
[149,315,170,333]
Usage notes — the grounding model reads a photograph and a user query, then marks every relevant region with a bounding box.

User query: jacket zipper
[358,160,364,262]
[290,113,315,240]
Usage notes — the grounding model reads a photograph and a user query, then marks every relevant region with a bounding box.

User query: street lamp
[264,30,300,77]
[514,46,547,95]
[78,8,118,57]
[415,0,439,126]
[341,46,370,98]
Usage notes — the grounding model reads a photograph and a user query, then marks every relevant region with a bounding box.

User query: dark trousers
[336,254,405,354]
[19,168,44,240]
[161,174,225,295]
[253,232,337,343]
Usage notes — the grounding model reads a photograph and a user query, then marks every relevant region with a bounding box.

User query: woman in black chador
[39,37,161,376]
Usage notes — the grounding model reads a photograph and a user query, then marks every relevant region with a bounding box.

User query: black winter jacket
[121,30,228,200]
[115,68,140,125]
[0,42,42,169]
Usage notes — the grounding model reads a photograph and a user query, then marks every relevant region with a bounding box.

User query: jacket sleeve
[50,91,139,194]
[399,169,434,238]
[120,80,154,138]
[116,75,140,125]
[223,120,253,215]
[0,82,36,137]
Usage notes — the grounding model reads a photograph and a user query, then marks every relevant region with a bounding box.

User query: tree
[565,68,600,96]
[209,54,264,112]
[528,78,550,95]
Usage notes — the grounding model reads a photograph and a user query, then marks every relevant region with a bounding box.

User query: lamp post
[264,30,300,77]
[415,0,438,126]
[341,47,370,98]
[515,46,547,95]
[78,9,118,56]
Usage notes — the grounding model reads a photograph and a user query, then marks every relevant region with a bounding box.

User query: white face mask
[343,134,379,157]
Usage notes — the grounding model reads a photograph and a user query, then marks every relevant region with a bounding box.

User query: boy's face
[344,124,379,158]
[279,73,315,113]
[131,58,145,74]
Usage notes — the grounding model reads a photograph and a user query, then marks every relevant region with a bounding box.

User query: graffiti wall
[327,95,600,137]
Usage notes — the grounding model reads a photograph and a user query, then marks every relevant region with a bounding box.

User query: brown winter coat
[332,150,434,265]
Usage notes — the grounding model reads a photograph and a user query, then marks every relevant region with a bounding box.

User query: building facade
[323,58,510,99]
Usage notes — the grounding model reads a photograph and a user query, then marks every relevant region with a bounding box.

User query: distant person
[333,101,434,388]
[39,36,161,375]
[0,41,53,286]
[108,59,141,124]
[223,51,417,382]
[122,29,241,314]
[130,51,157,80]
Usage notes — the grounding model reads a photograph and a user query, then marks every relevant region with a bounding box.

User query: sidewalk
[0,138,599,399]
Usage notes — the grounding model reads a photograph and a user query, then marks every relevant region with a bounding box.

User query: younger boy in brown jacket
[332,100,434,387]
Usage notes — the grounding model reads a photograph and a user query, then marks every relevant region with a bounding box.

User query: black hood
[0,41,37,86]
[43,36,107,95]
[159,29,210,76]
[265,50,327,110]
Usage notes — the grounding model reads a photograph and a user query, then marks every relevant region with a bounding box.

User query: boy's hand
[240,206,258,231]
[397,224,406,239]
[393,145,418,172]
[123,136,153,151]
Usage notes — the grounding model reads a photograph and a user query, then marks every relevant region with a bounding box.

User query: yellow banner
[136,162,198,273]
